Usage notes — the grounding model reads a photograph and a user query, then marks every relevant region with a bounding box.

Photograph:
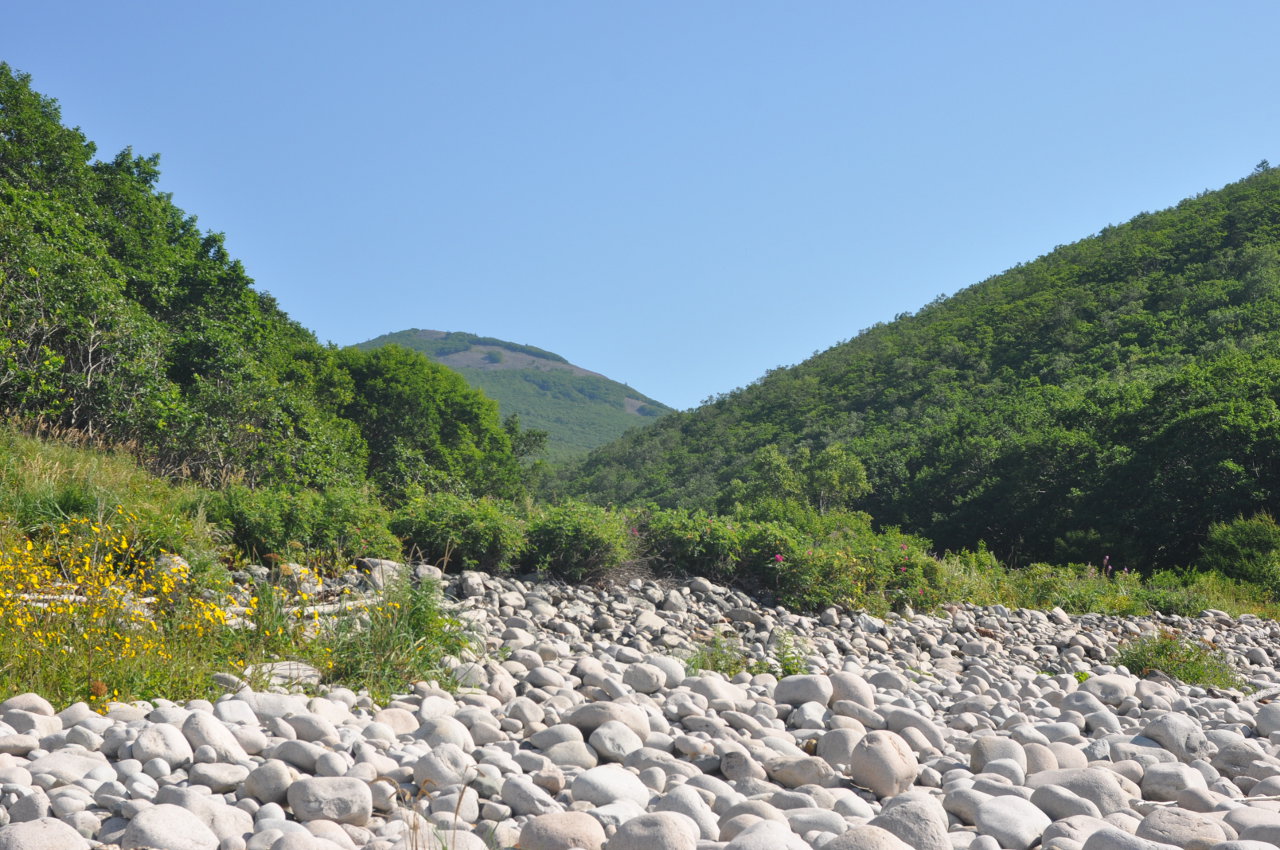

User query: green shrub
[641,507,743,578]
[685,631,748,677]
[1136,569,1213,617]
[391,492,526,572]
[1199,513,1280,597]
[211,483,398,567]
[751,629,810,677]
[1114,632,1244,689]
[744,511,939,614]
[932,546,1010,605]
[524,500,634,581]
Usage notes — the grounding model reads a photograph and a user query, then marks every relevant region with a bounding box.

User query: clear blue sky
[5,3,1278,410]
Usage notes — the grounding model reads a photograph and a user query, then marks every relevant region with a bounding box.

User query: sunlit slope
[356,330,673,462]
[567,166,1280,569]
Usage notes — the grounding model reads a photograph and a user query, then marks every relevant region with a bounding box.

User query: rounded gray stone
[589,720,644,762]
[182,711,249,763]
[1142,713,1213,763]
[653,784,720,840]
[0,818,91,850]
[724,818,815,849]
[1030,785,1102,820]
[121,804,220,850]
[572,765,650,807]
[971,736,1027,773]
[622,663,665,694]
[1140,762,1207,802]
[606,811,699,850]
[848,730,918,798]
[1134,807,1227,848]
[132,723,195,767]
[774,675,834,707]
[870,794,950,850]
[974,795,1052,850]
[286,777,372,825]
[1025,768,1134,815]
[520,811,607,850]
[245,760,294,804]
[821,824,913,850]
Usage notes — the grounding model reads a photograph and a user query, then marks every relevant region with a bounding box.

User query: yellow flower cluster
[0,510,229,698]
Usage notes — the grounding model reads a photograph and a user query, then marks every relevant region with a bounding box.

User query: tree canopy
[565,167,1280,570]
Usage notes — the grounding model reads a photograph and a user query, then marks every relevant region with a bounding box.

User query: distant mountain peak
[354,329,672,462]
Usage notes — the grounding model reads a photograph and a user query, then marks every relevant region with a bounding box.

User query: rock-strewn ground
[3,566,1280,850]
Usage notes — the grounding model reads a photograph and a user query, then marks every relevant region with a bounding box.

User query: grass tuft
[316,576,471,705]
[1113,631,1245,690]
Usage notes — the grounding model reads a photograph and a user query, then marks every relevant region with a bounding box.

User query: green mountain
[355,329,673,462]
[567,164,1280,571]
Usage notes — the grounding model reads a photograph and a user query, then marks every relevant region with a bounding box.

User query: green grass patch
[315,576,471,705]
[0,427,221,570]
[1113,631,1244,689]
[685,630,749,678]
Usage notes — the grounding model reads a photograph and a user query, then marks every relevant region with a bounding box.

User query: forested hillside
[358,329,672,462]
[0,63,527,509]
[566,163,1280,570]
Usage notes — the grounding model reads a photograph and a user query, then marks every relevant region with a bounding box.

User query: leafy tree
[334,345,521,501]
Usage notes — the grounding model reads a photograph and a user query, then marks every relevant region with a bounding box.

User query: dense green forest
[565,163,1280,571]
[0,63,528,511]
[359,329,672,462]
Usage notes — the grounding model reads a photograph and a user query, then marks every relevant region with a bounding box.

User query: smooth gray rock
[974,795,1052,850]
[0,818,91,850]
[132,723,195,767]
[1134,807,1228,848]
[1031,784,1102,820]
[590,720,644,762]
[286,777,372,825]
[245,759,294,804]
[182,711,250,764]
[822,824,914,850]
[1080,826,1180,850]
[572,764,651,807]
[564,702,650,739]
[606,811,699,850]
[501,775,559,816]
[1143,713,1213,763]
[1141,762,1208,801]
[816,726,865,769]
[764,755,837,788]
[653,784,721,840]
[1025,768,1136,815]
[724,818,814,849]
[870,793,950,850]
[121,804,220,850]
[970,735,1028,773]
[774,675,834,707]
[520,811,607,850]
[622,663,666,694]
[848,730,918,798]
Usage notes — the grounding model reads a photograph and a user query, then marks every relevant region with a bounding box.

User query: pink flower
[774,554,785,562]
